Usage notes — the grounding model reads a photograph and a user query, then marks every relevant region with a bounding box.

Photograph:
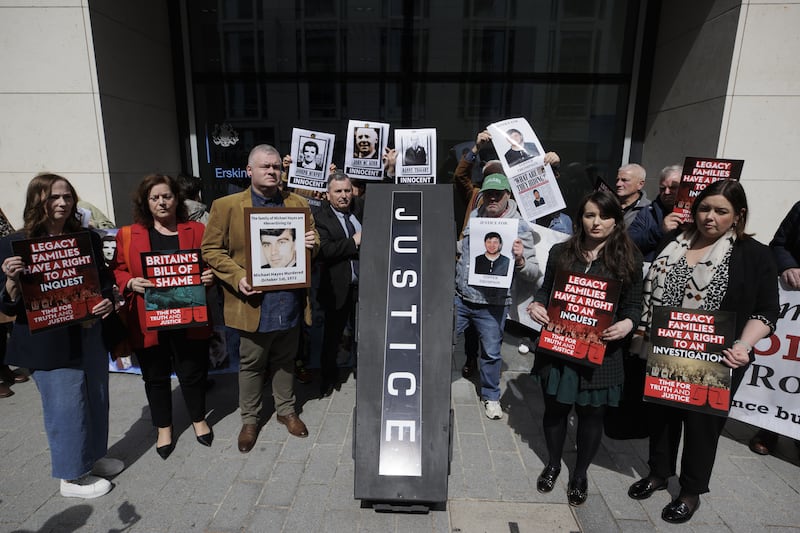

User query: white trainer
[91,457,125,477]
[483,400,503,420]
[60,474,112,499]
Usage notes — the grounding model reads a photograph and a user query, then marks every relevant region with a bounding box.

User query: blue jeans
[454,295,507,401]
[32,321,109,480]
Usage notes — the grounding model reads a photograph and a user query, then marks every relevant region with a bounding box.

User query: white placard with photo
[395,128,437,184]
[467,217,519,289]
[288,128,335,192]
[344,119,390,181]
[487,117,566,223]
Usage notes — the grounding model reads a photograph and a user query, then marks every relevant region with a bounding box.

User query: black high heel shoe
[156,426,174,459]
[196,428,214,447]
[156,441,174,459]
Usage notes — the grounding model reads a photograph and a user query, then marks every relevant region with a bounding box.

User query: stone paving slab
[0,331,798,532]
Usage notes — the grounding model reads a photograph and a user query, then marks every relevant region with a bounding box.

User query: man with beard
[628,164,682,262]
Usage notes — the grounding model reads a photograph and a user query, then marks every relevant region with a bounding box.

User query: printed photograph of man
[404,135,427,166]
[504,128,540,168]
[260,228,297,269]
[353,127,379,159]
[474,231,510,276]
[298,140,322,170]
[533,189,546,207]
[101,234,117,266]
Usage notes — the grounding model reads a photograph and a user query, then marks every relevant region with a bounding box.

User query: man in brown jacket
[202,144,320,452]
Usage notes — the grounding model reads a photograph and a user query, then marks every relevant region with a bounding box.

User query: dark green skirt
[534,364,622,407]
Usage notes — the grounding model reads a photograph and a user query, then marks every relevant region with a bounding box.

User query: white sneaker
[60,474,112,499]
[483,400,503,420]
[91,457,124,477]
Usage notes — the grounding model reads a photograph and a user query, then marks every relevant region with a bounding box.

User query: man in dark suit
[315,171,363,396]
[473,232,510,276]
[404,135,427,166]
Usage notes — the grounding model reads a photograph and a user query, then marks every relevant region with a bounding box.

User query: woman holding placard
[112,174,214,459]
[527,189,642,506]
[0,174,122,498]
[628,179,778,523]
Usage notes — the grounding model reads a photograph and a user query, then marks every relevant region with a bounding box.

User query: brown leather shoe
[276,413,309,438]
[0,365,27,383]
[0,382,13,398]
[237,423,259,453]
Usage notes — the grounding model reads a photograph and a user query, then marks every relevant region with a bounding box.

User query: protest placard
[344,120,390,181]
[288,128,336,192]
[13,232,103,332]
[141,249,207,331]
[536,270,621,367]
[395,128,437,184]
[672,157,744,223]
[644,306,735,416]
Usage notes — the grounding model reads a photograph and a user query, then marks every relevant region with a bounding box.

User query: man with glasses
[202,144,320,451]
[628,164,683,262]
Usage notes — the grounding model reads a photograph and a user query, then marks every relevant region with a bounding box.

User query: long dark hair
[132,174,188,227]
[690,179,751,239]
[560,190,640,284]
[23,173,82,238]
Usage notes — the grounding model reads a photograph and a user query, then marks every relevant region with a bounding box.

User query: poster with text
[245,208,311,291]
[487,117,566,223]
[395,128,437,184]
[141,249,207,331]
[467,217,518,289]
[644,306,735,416]
[344,119,390,181]
[536,270,621,367]
[13,232,103,332]
[288,128,335,192]
[508,224,571,330]
[672,157,744,223]
[729,282,800,439]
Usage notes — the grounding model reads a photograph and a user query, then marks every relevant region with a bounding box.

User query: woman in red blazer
[112,174,214,459]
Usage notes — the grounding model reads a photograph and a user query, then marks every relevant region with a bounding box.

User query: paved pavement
[1,331,799,532]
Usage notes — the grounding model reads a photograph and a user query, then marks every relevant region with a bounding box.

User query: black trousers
[136,330,209,428]
[646,402,728,494]
[320,286,357,386]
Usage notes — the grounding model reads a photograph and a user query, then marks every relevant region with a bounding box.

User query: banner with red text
[672,157,744,223]
[12,232,103,332]
[536,270,620,367]
[141,249,207,331]
[730,282,800,439]
[644,307,735,416]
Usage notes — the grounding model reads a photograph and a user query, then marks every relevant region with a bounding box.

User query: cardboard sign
[13,232,103,332]
[537,270,621,367]
[644,306,735,416]
[673,157,744,223]
[142,249,208,330]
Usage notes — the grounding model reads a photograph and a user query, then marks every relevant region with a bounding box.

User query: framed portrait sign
[244,207,311,291]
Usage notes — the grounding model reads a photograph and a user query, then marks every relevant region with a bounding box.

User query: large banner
[643,307,735,416]
[730,283,800,439]
[13,232,103,332]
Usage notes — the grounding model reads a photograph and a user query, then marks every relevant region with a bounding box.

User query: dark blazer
[315,201,363,310]
[0,230,114,370]
[720,237,780,391]
[769,201,800,273]
[111,221,211,349]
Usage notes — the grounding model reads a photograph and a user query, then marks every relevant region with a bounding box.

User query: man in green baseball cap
[454,171,539,421]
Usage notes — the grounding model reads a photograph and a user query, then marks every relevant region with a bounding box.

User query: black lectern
[353,185,454,510]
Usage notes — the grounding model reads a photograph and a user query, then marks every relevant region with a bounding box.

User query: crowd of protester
[0,128,794,525]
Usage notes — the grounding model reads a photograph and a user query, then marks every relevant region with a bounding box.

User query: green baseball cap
[480,173,511,192]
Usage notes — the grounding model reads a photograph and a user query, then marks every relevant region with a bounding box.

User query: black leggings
[542,393,606,480]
